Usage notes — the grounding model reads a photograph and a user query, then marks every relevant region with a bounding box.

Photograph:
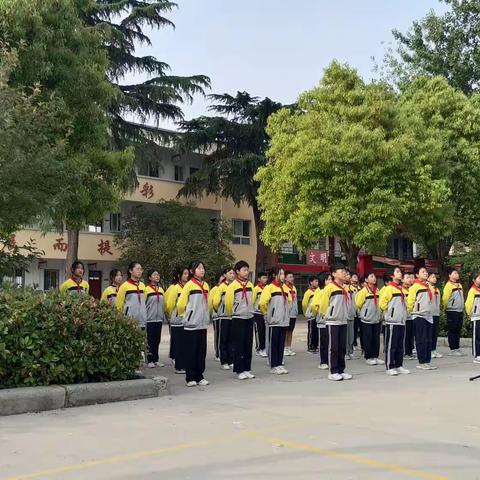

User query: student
[253,272,268,358]
[284,271,298,356]
[259,266,290,374]
[428,273,442,359]
[402,272,416,360]
[59,261,90,295]
[464,272,480,364]
[379,267,410,376]
[407,266,437,370]
[303,276,319,353]
[443,267,465,356]
[345,270,357,360]
[311,272,332,370]
[355,272,384,366]
[177,261,211,387]
[209,271,226,362]
[164,267,189,374]
[144,270,166,368]
[225,261,255,380]
[101,269,123,306]
[350,273,361,350]
[116,261,147,328]
[213,267,236,370]
[318,264,352,381]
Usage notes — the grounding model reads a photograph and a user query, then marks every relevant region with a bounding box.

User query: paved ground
[1,319,480,480]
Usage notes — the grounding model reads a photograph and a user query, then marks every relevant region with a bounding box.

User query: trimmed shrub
[0,289,144,388]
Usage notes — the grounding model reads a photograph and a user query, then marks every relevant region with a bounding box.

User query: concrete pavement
[1,319,479,480]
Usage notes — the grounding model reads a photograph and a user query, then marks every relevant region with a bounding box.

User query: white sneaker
[154,362,164,367]
[416,364,430,370]
[244,371,255,379]
[431,350,443,358]
[386,369,398,376]
[396,366,410,374]
[345,354,351,360]
[279,366,289,374]
[474,357,480,364]
[284,348,292,357]
[328,373,343,381]
[404,355,415,360]
[237,372,248,380]
[214,356,221,362]
[174,369,185,374]
[147,362,156,368]
[375,358,385,365]
[456,349,466,356]
[412,348,417,355]
[270,367,283,375]
[259,349,268,357]
[318,363,329,370]
[427,363,438,370]
[341,372,353,380]
[198,379,209,386]
[186,381,197,387]
[222,364,230,370]
[289,349,297,356]
[366,359,377,365]
[448,349,463,356]
[229,364,234,368]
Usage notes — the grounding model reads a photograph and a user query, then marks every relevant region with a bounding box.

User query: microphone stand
[469,374,480,381]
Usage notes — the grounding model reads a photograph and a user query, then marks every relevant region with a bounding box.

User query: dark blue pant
[405,320,415,356]
[473,320,480,358]
[361,322,381,360]
[447,311,463,350]
[170,326,185,370]
[328,324,347,374]
[268,326,286,368]
[232,317,254,373]
[319,327,329,365]
[219,318,234,365]
[385,324,405,369]
[431,315,440,351]
[183,329,207,383]
[308,319,319,351]
[414,317,432,364]
[254,313,266,351]
[146,322,162,363]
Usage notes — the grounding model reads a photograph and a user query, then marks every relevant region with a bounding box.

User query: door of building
[88,270,102,299]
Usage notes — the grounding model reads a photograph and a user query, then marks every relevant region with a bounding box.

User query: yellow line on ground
[245,432,449,480]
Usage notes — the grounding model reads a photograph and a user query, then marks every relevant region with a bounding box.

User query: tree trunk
[435,239,453,280]
[65,229,80,277]
[339,239,360,272]
[252,202,275,274]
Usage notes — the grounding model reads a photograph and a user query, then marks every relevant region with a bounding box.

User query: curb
[0,376,169,417]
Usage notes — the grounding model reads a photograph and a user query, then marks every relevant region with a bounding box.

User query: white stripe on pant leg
[474,320,477,357]
[267,324,272,367]
[387,325,393,370]
[328,325,332,373]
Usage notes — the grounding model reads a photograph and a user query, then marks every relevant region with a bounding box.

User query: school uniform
[258,281,290,368]
[209,285,220,360]
[177,278,211,383]
[303,287,319,352]
[318,282,350,375]
[311,288,329,366]
[346,285,357,356]
[464,285,480,359]
[225,279,256,374]
[284,282,298,332]
[379,282,407,370]
[430,285,440,353]
[403,286,415,357]
[355,286,381,360]
[116,279,147,327]
[253,283,267,353]
[144,283,165,364]
[101,285,118,307]
[59,278,89,296]
[407,280,434,365]
[165,282,186,370]
[442,281,465,351]
[213,281,234,366]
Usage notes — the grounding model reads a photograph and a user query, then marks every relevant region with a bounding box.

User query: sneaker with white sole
[376,358,385,365]
[404,355,415,360]
[366,359,377,365]
[244,371,255,379]
[198,379,209,386]
[214,357,221,362]
[237,372,248,380]
[289,349,297,356]
[412,348,417,355]
[386,369,398,376]
[270,367,282,375]
[427,363,438,370]
[416,364,430,370]
[259,349,268,357]
[456,349,466,356]
[279,366,289,374]
[229,364,234,368]
[431,350,443,358]
[318,363,329,370]
[328,373,343,381]
[222,364,230,370]
[186,381,197,387]
[147,362,156,368]
[345,354,351,360]
[341,372,353,380]
[448,349,461,356]
[175,369,186,374]
[474,357,480,364]
[396,366,410,374]
[283,348,292,357]
[154,362,165,367]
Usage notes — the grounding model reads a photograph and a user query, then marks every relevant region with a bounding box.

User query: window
[232,220,250,245]
[110,213,121,232]
[14,269,24,287]
[44,270,59,290]
[174,165,184,181]
[138,162,160,178]
[88,222,103,233]
[189,167,199,177]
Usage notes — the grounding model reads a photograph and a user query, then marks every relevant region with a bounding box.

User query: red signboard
[306,250,329,267]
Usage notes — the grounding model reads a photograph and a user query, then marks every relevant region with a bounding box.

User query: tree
[115,201,234,286]
[397,75,480,274]
[255,62,446,271]
[176,92,285,272]
[389,0,480,95]
[0,0,134,273]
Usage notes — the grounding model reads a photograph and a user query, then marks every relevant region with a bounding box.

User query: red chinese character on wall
[53,238,68,252]
[306,250,329,267]
[97,239,113,256]
[140,182,154,199]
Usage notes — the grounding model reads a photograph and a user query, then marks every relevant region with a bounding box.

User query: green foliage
[0,289,144,388]
[115,200,234,285]
[0,235,43,281]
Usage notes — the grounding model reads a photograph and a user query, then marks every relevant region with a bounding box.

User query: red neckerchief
[286,282,296,302]
[71,277,83,293]
[471,284,480,294]
[148,283,160,303]
[415,279,432,301]
[191,277,208,303]
[237,278,249,304]
[271,280,287,305]
[367,284,378,306]
[333,281,350,304]
[309,287,317,293]
[127,278,142,303]
[388,281,404,304]
[177,282,185,289]
[256,283,265,291]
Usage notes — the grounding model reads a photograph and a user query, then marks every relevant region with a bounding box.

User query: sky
[128,0,446,130]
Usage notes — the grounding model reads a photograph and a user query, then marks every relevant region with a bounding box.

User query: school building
[12,144,257,298]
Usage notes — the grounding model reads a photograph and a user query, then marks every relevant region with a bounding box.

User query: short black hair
[172,266,189,284]
[330,263,345,274]
[71,261,85,273]
[268,266,284,283]
[285,270,294,277]
[257,271,267,279]
[414,265,427,276]
[446,266,459,276]
[308,275,318,284]
[318,272,331,289]
[234,260,249,272]
[383,273,392,284]
[147,269,159,280]
[222,266,234,275]
[188,260,205,278]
